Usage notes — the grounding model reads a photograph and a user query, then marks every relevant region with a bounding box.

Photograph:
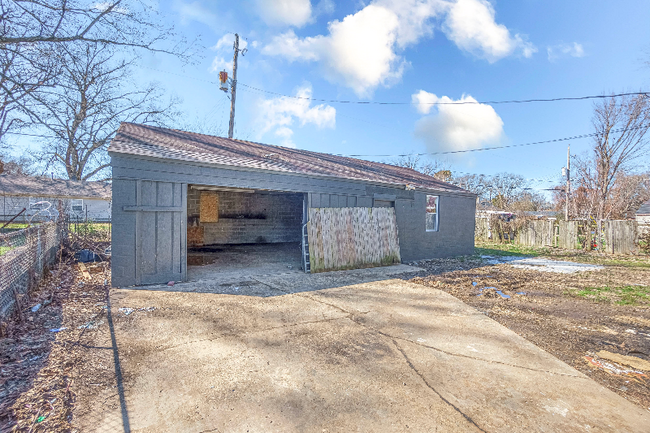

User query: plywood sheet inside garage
[200,192,219,223]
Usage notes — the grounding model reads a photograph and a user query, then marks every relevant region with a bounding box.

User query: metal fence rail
[0,222,63,319]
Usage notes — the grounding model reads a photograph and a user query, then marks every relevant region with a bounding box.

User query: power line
[238,83,649,106]
[337,124,649,158]
[137,66,649,107]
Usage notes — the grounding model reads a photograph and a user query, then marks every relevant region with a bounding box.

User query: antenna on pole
[227,33,247,139]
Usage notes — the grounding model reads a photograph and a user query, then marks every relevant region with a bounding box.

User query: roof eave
[109,150,476,198]
[0,192,110,200]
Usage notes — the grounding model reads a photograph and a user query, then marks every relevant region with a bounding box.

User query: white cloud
[263,0,534,95]
[442,0,536,62]
[263,4,408,97]
[212,34,248,51]
[175,1,218,28]
[274,126,296,147]
[547,42,585,62]
[262,30,323,61]
[209,34,249,73]
[313,0,336,16]
[412,90,504,153]
[256,0,313,27]
[375,0,444,47]
[257,84,336,147]
[210,56,230,73]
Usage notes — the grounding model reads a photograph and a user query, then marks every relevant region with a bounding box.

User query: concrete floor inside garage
[186,184,305,281]
[187,242,304,281]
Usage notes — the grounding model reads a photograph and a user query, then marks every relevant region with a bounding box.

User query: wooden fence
[476,217,640,254]
[307,207,401,273]
[605,220,637,254]
[516,220,554,248]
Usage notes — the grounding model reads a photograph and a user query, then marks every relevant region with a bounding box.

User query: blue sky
[23,0,650,189]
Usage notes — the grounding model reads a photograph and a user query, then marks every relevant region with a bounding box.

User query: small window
[426,195,439,232]
[71,199,84,213]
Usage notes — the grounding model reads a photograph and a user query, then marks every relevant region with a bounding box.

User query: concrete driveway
[76,267,650,432]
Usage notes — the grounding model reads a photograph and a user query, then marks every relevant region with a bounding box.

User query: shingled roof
[0,174,111,199]
[109,122,469,194]
[637,199,650,215]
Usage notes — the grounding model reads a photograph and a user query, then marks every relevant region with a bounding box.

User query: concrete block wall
[395,192,476,262]
[187,188,303,245]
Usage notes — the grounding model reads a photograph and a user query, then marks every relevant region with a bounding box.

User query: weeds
[475,241,650,268]
[572,285,650,306]
[475,242,550,257]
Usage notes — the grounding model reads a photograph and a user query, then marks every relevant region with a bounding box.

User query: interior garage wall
[187,188,303,245]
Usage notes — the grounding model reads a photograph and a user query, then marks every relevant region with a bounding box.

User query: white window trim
[71,199,84,213]
[426,195,439,232]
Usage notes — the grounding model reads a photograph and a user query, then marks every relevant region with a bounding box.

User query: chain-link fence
[0,222,64,320]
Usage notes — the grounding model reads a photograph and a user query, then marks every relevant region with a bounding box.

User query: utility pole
[565,144,570,221]
[228,34,239,139]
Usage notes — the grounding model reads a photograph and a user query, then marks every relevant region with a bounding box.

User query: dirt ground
[405,247,650,412]
[0,255,110,432]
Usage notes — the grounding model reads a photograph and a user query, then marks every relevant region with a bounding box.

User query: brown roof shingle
[0,174,111,199]
[108,122,469,194]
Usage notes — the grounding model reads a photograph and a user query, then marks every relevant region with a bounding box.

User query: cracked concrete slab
[75,278,650,432]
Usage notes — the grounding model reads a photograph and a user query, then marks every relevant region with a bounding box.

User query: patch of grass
[476,240,650,269]
[1,223,29,229]
[551,252,650,269]
[0,245,13,256]
[572,285,650,306]
[475,242,550,257]
[70,222,111,241]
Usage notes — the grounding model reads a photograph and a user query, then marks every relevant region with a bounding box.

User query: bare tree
[452,173,489,200]
[0,0,191,146]
[453,172,538,211]
[0,0,186,52]
[391,154,451,180]
[0,152,33,174]
[568,95,650,246]
[0,10,58,147]
[487,173,528,210]
[510,190,548,212]
[23,42,179,180]
[565,166,650,220]
[590,95,650,221]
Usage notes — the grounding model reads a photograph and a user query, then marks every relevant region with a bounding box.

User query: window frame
[71,199,84,213]
[425,195,439,232]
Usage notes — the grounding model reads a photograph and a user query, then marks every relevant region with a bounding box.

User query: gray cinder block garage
[109,123,476,286]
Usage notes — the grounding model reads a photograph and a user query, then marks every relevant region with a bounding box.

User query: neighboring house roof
[109,122,470,194]
[0,174,111,200]
[637,199,650,216]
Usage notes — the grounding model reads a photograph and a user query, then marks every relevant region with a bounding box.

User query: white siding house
[0,174,111,223]
[636,199,650,234]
